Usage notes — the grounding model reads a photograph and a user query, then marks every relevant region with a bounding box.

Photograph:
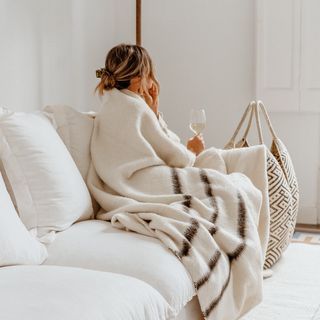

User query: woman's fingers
[149,83,158,101]
[195,134,205,145]
[142,87,159,116]
[187,134,205,155]
[153,83,159,95]
[143,90,153,107]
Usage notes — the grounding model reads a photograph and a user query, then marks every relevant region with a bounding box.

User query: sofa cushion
[0,265,174,320]
[43,105,100,214]
[0,108,93,239]
[0,158,17,209]
[45,220,195,314]
[43,105,94,181]
[0,173,47,266]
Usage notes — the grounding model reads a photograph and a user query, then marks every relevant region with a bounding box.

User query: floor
[242,242,320,320]
[242,224,320,319]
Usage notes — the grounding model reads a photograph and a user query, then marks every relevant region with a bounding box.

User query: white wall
[0,0,42,111]
[0,0,119,111]
[142,0,256,148]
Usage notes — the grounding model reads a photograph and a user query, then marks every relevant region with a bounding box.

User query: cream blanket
[88,89,266,320]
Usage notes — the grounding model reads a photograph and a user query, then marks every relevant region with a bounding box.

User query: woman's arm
[140,106,196,168]
[141,81,204,159]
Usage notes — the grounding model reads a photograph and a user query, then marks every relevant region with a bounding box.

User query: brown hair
[95,44,158,96]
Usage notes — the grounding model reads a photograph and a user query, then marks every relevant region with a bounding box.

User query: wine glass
[190,108,206,136]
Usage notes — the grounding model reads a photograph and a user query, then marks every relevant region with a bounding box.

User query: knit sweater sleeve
[140,108,196,168]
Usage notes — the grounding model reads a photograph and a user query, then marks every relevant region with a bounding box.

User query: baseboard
[297,206,318,225]
[295,223,320,233]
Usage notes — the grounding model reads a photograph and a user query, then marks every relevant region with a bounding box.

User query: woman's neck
[127,82,140,94]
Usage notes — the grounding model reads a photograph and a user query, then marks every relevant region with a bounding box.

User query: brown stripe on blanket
[195,250,221,290]
[208,225,218,236]
[199,169,219,224]
[182,194,192,211]
[171,167,183,194]
[237,192,247,240]
[203,263,232,318]
[227,243,246,262]
[180,218,200,257]
[224,192,247,261]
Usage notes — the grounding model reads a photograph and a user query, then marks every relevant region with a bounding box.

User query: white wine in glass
[190,109,206,135]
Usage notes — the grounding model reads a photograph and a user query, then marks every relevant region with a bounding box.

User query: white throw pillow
[44,105,95,180]
[0,158,17,209]
[0,173,48,266]
[0,109,93,239]
[43,105,100,214]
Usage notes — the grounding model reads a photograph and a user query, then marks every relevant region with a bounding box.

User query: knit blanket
[88,89,265,320]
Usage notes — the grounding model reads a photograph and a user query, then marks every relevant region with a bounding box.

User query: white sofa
[0,106,202,320]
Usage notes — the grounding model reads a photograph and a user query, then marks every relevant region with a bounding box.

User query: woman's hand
[187,134,205,155]
[142,82,159,117]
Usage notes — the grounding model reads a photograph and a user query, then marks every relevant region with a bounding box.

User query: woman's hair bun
[96,67,117,90]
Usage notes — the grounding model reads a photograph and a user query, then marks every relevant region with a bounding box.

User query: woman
[88,43,264,320]
[95,44,205,156]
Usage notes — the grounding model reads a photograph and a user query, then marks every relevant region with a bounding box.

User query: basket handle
[256,100,278,142]
[224,101,256,149]
[238,100,278,145]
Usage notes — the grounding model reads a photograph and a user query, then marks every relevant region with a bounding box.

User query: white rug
[292,231,320,245]
[241,243,320,320]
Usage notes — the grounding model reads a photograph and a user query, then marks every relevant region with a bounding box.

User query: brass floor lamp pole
[136,0,141,45]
